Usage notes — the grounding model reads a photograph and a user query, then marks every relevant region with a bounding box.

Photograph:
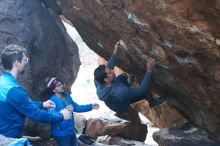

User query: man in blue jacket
[0,44,72,139]
[94,42,165,114]
[45,77,99,146]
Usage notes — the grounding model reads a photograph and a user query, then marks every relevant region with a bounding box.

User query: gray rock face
[0,0,80,99]
[96,135,148,146]
[153,123,219,146]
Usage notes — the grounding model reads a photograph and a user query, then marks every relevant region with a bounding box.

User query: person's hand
[60,108,72,120]
[146,58,156,73]
[66,105,74,112]
[114,42,120,53]
[43,100,56,108]
[92,103,99,110]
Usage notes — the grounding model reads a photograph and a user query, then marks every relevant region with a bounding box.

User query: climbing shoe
[78,134,95,145]
[149,96,165,107]
[128,74,137,87]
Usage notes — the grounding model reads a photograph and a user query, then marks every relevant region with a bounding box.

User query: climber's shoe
[149,96,166,107]
[78,134,95,145]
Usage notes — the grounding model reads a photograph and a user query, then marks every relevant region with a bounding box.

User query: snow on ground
[63,22,159,146]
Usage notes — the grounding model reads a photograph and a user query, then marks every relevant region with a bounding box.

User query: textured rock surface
[58,0,220,143]
[85,117,131,138]
[153,123,219,146]
[24,120,51,140]
[96,135,148,146]
[115,107,147,141]
[74,113,87,134]
[0,0,80,98]
[28,137,57,146]
[74,111,147,142]
[133,100,187,128]
[85,114,147,142]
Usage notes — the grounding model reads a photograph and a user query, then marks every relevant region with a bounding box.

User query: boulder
[75,113,87,134]
[85,117,130,138]
[96,135,148,146]
[58,0,220,142]
[153,123,219,146]
[0,0,80,99]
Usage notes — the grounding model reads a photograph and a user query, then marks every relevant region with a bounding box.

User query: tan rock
[74,113,87,134]
[85,117,130,138]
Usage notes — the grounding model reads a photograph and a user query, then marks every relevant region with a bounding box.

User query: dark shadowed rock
[0,0,80,99]
[84,113,147,142]
[153,123,219,146]
[26,136,57,146]
[57,0,220,143]
[115,107,147,142]
[24,119,51,140]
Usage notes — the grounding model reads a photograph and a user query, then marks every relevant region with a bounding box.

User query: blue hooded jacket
[95,53,152,113]
[48,93,93,137]
[0,72,64,138]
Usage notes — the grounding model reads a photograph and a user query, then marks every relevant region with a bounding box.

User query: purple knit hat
[46,77,61,90]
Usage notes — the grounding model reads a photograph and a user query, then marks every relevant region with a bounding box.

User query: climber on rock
[94,41,165,114]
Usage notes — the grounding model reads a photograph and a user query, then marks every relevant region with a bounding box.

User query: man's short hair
[1,44,27,70]
[94,65,107,84]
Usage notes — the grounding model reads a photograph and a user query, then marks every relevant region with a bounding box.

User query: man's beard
[20,70,25,74]
[57,90,65,94]
[19,67,26,74]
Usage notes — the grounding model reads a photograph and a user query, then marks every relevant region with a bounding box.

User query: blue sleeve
[46,98,58,113]
[129,72,152,99]
[107,53,117,69]
[7,87,64,123]
[33,101,43,108]
[70,99,93,112]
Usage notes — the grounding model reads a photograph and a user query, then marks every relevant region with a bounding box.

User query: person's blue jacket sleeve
[129,71,152,99]
[107,53,117,69]
[33,101,43,108]
[71,100,93,112]
[6,87,64,123]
